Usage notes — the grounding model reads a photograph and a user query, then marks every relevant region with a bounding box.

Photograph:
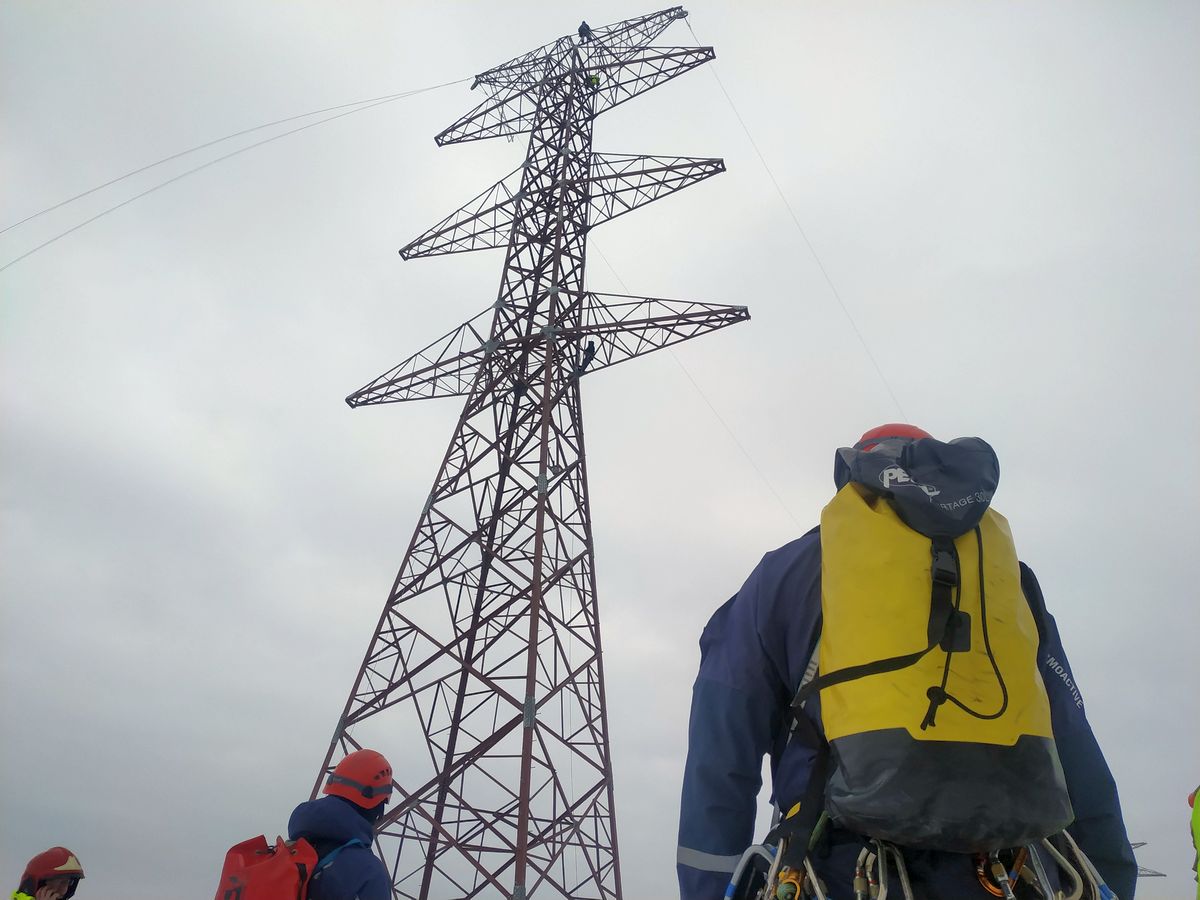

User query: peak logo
[879,466,941,497]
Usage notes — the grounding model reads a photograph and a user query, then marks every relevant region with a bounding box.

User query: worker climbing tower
[316,8,747,898]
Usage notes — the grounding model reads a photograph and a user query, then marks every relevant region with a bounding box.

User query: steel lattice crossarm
[1129,842,1166,878]
[585,155,726,226]
[319,7,744,899]
[401,155,725,260]
[439,47,715,145]
[437,7,712,145]
[471,7,684,94]
[347,293,748,407]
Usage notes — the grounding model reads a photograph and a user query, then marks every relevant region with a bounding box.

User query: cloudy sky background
[2,2,1197,897]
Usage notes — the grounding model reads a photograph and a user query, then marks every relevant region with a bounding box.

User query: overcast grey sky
[2,2,1197,898]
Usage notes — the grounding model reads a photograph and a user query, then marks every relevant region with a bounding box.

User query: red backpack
[214,835,319,900]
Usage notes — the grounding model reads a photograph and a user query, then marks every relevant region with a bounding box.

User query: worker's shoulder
[758,525,820,569]
[746,526,821,597]
[737,527,822,635]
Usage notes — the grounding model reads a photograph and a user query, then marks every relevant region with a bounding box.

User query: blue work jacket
[289,795,390,900]
[677,528,1137,899]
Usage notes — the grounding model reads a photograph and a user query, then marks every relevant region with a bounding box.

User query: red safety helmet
[324,749,394,809]
[1189,786,1198,808]
[855,423,933,452]
[18,847,84,899]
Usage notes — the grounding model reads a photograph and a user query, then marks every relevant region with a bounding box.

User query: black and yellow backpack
[778,435,1073,859]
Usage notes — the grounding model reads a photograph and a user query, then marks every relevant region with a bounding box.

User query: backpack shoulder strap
[1017,562,1050,644]
[764,621,827,867]
[315,838,367,873]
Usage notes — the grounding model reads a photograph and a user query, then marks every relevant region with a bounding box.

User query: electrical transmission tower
[1130,843,1166,879]
[316,8,748,899]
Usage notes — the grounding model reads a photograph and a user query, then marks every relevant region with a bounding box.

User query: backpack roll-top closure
[817,483,1074,852]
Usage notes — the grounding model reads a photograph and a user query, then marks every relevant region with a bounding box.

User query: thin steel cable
[686,20,907,420]
[590,243,803,530]
[1,82,468,237]
[0,77,470,274]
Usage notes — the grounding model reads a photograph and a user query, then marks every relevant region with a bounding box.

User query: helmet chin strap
[361,800,388,823]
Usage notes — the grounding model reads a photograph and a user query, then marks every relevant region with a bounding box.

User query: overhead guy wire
[590,242,803,531]
[685,20,908,421]
[0,77,471,274]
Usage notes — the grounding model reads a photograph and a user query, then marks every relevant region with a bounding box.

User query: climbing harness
[728,827,1117,900]
[726,831,829,900]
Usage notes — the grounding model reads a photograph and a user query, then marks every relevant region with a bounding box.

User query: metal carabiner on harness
[725,842,776,900]
[1022,842,1059,900]
[853,847,871,900]
[867,839,914,900]
[988,850,1019,900]
[724,836,830,900]
[774,866,804,900]
[1062,830,1119,900]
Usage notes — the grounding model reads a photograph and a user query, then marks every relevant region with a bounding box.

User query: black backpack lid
[832,436,1001,539]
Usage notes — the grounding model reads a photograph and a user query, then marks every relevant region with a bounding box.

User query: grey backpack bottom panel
[827,730,1074,853]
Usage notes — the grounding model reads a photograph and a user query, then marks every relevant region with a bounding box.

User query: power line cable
[1,82,466,237]
[686,20,907,420]
[0,77,470,274]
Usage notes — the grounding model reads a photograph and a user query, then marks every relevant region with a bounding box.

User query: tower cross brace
[316,9,749,898]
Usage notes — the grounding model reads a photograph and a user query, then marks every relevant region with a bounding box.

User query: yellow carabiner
[775,866,804,900]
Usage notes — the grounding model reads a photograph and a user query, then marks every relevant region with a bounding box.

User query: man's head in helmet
[854,423,933,452]
[324,749,394,821]
[16,848,84,900]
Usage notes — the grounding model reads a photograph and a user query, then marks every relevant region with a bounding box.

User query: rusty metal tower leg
[315,8,749,899]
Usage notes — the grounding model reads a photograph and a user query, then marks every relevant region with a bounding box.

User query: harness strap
[767,744,830,870]
[314,838,366,875]
[767,638,829,867]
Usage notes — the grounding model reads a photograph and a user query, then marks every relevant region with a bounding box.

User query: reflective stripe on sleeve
[676,846,742,873]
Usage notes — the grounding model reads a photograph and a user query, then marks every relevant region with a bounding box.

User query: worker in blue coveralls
[677,424,1137,899]
[289,749,393,900]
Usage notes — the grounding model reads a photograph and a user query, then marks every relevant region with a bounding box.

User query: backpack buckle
[931,546,958,587]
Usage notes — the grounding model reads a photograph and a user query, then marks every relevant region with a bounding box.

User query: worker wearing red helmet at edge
[1190,786,1200,899]
[289,749,393,900]
[12,848,84,900]
[677,425,1137,900]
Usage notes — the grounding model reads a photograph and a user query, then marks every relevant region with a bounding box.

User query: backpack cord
[920,541,965,729]
[790,537,958,708]
[921,526,1009,728]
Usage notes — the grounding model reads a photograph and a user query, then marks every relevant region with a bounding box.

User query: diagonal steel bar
[587,154,725,226]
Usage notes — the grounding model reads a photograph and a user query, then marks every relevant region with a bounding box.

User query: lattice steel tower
[316,8,748,898]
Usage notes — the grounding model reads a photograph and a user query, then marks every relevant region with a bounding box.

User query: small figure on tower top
[578,21,594,43]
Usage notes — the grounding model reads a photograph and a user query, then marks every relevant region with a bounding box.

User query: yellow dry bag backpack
[786,436,1073,855]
